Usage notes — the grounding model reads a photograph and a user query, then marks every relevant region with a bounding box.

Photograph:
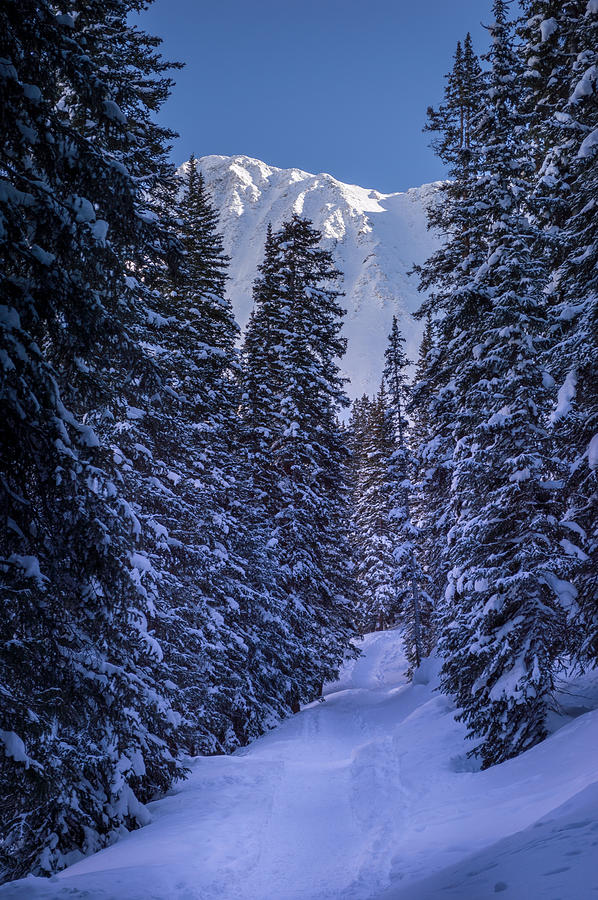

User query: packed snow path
[3,631,598,900]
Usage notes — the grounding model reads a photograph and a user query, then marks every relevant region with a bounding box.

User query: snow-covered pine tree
[110,150,253,756]
[347,394,373,485]
[383,318,432,669]
[412,33,486,613]
[346,394,372,634]
[352,385,402,632]
[410,315,434,451]
[240,222,284,526]
[438,0,569,768]
[0,0,183,879]
[241,217,357,702]
[424,33,483,184]
[521,0,598,664]
[519,0,579,196]
[158,157,298,749]
[409,315,447,608]
[238,222,308,716]
[550,0,598,665]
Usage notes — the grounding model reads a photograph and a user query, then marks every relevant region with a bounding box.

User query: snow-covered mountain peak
[193,154,441,400]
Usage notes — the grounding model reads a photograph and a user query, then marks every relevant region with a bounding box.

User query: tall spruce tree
[347,394,373,489]
[352,386,402,632]
[550,0,598,665]
[113,152,253,756]
[239,222,310,715]
[347,394,372,633]
[520,0,598,664]
[167,160,299,747]
[412,33,486,613]
[409,315,447,609]
[438,0,569,768]
[383,318,432,669]
[0,0,184,879]
[241,216,357,702]
[240,223,284,526]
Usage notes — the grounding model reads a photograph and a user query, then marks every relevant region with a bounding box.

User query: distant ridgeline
[0,0,596,885]
[190,153,440,401]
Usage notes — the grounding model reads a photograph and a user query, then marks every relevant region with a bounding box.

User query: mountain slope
[193,155,440,399]
[5,631,598,899]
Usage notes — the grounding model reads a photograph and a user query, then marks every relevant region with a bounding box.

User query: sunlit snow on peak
[187,154,441,400]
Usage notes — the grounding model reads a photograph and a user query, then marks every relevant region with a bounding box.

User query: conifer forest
[0,1,596,896]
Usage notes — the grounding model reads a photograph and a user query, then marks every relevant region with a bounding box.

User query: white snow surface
[4,630,598,900]
[539,17,558,42]
[191,155,441,400]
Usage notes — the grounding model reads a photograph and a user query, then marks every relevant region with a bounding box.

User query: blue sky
[137,0,489,193]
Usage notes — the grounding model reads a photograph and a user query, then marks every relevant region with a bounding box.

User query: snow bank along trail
[3,631,598,899]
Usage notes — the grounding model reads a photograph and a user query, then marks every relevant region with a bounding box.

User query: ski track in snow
[3,631,598,900]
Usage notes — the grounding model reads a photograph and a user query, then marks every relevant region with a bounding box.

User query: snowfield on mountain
[192,155,440,399]
[4,630,598,900]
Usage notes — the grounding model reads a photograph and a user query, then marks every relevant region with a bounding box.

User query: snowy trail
[3,631,598,900]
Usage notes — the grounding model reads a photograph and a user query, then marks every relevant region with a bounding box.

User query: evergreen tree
[412,33,486,613]
[438,0,568,768]
[171,160,299,747]
[411,315,434,445]
[347,394,373,487]
[114,152,251,755]
[421,32,485,280]
[346,394,373,634]
[241,216,357,702]
[409,316,447,609]
[240,223,285,525]
[520,0,598,664]
[383,318,432,668]
[352,386,402,632]
[0,0,183,878]
[239,223,311,715]
[551,1,598,664]
[519,0,580,197]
